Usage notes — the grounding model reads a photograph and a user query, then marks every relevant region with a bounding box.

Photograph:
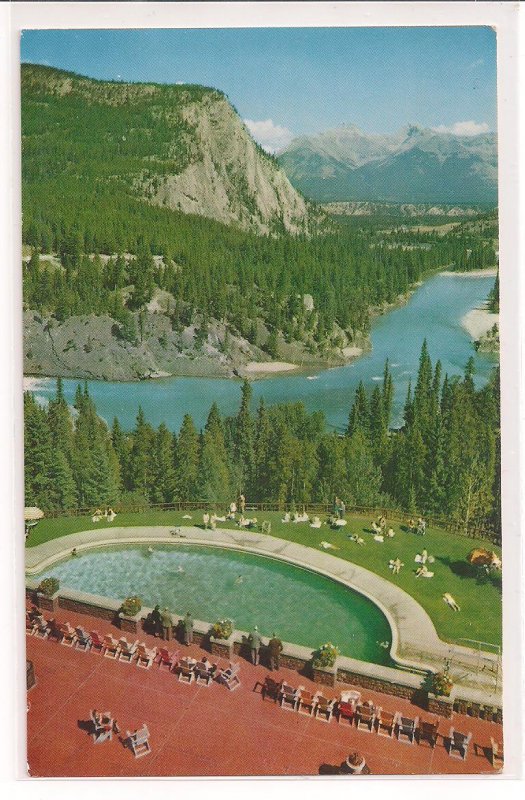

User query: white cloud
[244,118,294,153]
[432,120,490,137]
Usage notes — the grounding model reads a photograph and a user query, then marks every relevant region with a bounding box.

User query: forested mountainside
[24,344,501,538]
[279,123,497,204]
[22,65,497,381]
[22,64,314,237]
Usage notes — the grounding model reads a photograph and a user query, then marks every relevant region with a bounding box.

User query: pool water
[33,544,394,665]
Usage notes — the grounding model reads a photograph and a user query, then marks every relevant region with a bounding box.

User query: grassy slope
[27,511,502,649]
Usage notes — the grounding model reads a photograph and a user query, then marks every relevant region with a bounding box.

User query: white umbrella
[24,507,44,521]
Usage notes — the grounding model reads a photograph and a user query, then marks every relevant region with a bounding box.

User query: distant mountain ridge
[278,123,498,204]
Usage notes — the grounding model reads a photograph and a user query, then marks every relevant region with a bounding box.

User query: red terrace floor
[26,608,502,778]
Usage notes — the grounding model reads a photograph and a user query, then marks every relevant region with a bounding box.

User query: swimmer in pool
[176,565,185,574]
[147,546,154,555]
[234,574,244,585]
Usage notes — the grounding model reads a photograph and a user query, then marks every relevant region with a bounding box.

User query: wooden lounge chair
[355,703,376,732]
[125,724,151,758]
[194,661,217,686]
[177,657,196,684]
[33,616,50,639]
[418,718,440,748]
[59,622,77,647]
[314,695,334,722]
[280,683,298,711]
[217,662,241,691]
[336,700,355,725]
[136,643,157,669]
[103,634,121,660]
[261,676,282,702]
[490,737,504,769]
[75,627,92,651]
[448,728,472,760]
[376,708,396,738]
[297,689,317,716]
[47,619,64,643]
[89,630,105,654]
[397,715,419,744]
[156,648,179,672]
[118,637,139,663]
[91,711,113,744]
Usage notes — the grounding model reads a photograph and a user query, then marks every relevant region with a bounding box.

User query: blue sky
[21,27,497,151]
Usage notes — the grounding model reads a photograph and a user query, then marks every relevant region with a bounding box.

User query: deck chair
[103,634,121,660]
[136,643,157,669]
[490,737,504,769]
[280,683,298,711]
[355,703,376,732]
[91,711,113,744]
[397,715,419,744]
[448,728,472,760]
[33,616,49,639]
[125,724,151,758]
[336,700,355,725]
[26,613,36,636]
[177,658,196,684]
[261,675,281,702]
[156,647,179,672]
[89,630,105,654]
[418,718,439,748]
[314,695,334,722]
[59,622,77,647]
[217,662,241,691]
[261,521,271,534]
[118,638,139,663]
[194,661,217,686]
[75,627,92,651]
[297,689,317,716]
[47,619,64,643]
[376,708,396,737]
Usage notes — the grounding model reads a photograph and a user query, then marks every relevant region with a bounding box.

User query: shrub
[121,596,142,616]
[313,642,340,669]
[38,577,59,597]
[431,661,453,697]
[211,618,233,640]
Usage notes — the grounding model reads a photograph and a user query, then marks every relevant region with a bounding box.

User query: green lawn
[27,510,502,649]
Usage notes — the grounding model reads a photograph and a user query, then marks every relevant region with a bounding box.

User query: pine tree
[347,381,369,437]
[49,450,77,509]
[234,380,255,493]
[151,423,176,503]
[175,414,200,501]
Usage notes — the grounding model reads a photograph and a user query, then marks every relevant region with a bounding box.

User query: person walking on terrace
[183,611,194,645]
[268,632,283,671]
[248,625,262,665]
[151,604,162,638]
[161,607,173,641]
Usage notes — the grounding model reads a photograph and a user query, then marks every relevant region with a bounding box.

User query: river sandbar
[243,361,299,375]
[462,308,499,339]
[440,268,497,278]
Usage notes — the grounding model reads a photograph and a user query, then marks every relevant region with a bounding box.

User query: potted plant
[37,577,60,611]
[427,660,454,717]
[119,595,142,633]
[210,618,234,658]
[312,642,340,687]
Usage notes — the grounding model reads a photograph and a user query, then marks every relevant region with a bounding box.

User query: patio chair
[314,695,334,723]
[217,662,241,691]
[297,689,317,716]
[376,708,396,738]
[118,637,139,663]
[177,657,196,684]
[336,700,355,725]
[418,718,440,748]
[103,634,121,660]
[261,675,282,702]
[136,642,157,669]
[89,630,105,654]
[156,647,179,672]
[194,661,217,686]
[91,711,113,744]
[26,613,36,636]
[448,728,472,760]
[125,724,151,758]
[280,683,299,711]
[33,615,50,639]
[397,715,419,745]
[47,619,64,643]
[59,622,77,647]
[74,627,92,651]
[490,737,504,769]
[355,703,376,732]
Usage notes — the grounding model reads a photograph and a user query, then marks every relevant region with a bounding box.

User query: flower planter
[312,661,338,688]
[119,610,142,634]
[37,590,59,613]
[427,691,454,718]
[210,634,234,660]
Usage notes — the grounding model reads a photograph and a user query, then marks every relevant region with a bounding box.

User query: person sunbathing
[389,558,404,574]
[415,564,434,578]
[443,593,460,611]
[349,533,365,546]
[310,516,322,528]
[387,527,395,538]
[281,512,291,523]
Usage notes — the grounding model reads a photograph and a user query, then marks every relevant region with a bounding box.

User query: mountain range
[278,123,498,205]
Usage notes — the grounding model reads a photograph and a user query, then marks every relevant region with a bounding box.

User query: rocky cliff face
[22,64,314,236]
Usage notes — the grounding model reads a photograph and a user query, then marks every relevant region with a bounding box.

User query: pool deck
[26,525,502,699]
[25,605,503,778]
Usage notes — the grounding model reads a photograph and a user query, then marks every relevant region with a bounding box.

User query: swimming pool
[32,544,394,665]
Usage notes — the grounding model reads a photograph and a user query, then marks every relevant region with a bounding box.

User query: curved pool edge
[25,525,499,683]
